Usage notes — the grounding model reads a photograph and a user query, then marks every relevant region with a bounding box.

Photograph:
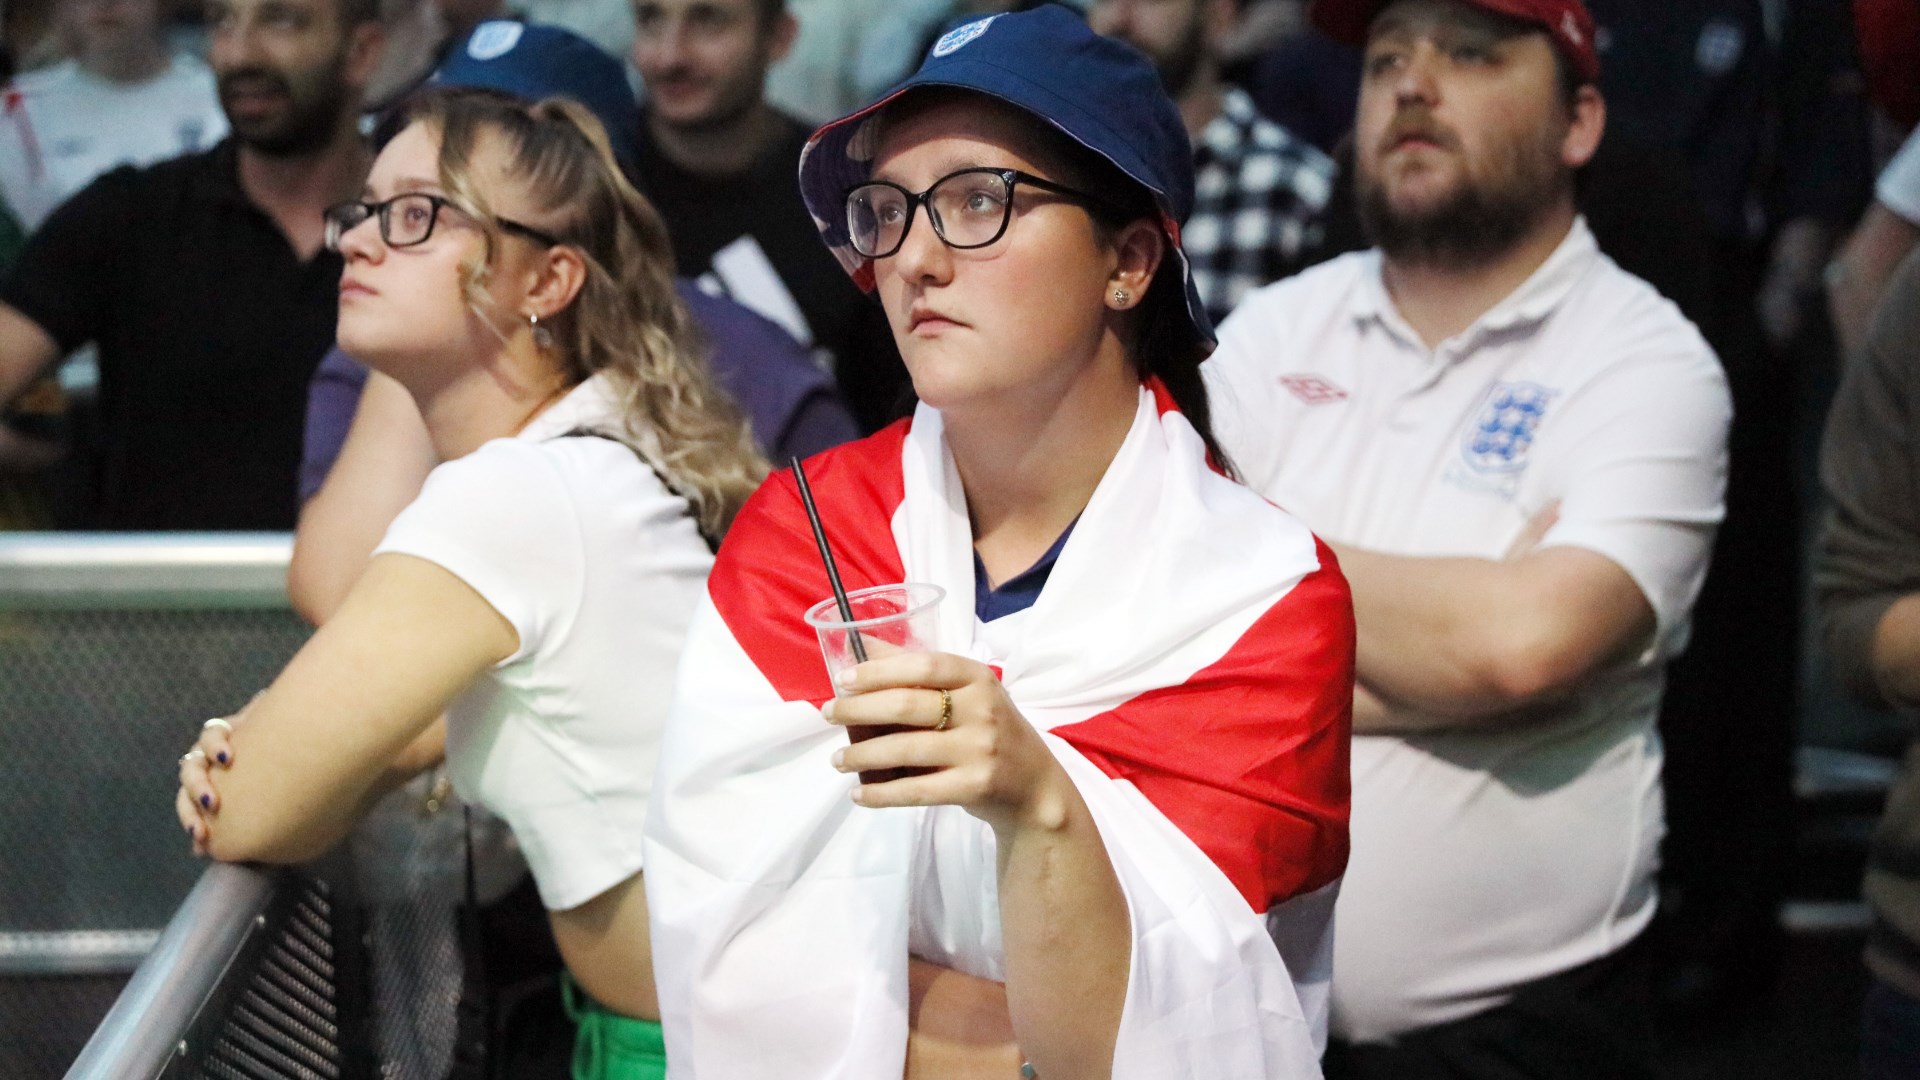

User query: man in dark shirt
[628,0,910,432]
[0,0,383,530]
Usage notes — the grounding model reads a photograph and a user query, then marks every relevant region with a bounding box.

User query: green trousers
[562,974,668,1080]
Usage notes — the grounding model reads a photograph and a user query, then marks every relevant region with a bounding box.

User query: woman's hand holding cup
[823,652,1072,834]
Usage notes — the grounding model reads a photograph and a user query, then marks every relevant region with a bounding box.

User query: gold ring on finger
[936,688,953,732]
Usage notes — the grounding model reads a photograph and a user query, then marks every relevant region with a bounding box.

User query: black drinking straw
[790,457,867,662]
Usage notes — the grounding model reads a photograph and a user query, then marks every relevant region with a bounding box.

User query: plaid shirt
[1185,87,1336,326]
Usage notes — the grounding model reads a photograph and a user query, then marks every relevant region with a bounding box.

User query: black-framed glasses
[844,167,1121,260]
[322,193,563,253]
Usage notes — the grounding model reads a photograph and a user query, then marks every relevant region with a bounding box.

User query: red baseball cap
[1311,0,1600,83]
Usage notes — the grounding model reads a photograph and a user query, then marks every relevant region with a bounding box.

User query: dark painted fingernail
[216,752,229,765]
[199,794,212,809]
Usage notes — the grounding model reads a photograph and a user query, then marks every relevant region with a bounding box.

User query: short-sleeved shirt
[1205,218,1731,1042]
[1184,87,1335,324]
[0,55,226,231]
[0,139,340,529]
[374,376,714,910]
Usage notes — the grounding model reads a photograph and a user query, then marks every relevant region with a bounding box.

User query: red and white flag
[644,383,1353,1078]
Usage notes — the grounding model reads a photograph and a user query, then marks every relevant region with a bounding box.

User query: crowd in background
[5,0,1920,1076]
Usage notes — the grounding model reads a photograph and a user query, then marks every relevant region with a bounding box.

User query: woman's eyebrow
[872,154,1000,187]
[363,175,445,199]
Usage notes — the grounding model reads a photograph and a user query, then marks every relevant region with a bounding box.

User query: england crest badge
[1461,382,1556,474]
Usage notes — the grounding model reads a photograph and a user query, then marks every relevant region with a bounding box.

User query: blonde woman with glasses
[173,85,764,1080]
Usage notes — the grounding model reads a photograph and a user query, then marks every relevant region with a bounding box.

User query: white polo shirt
[1204,218,1730,1043]
[0,55,225,231]
[375,376,714,911]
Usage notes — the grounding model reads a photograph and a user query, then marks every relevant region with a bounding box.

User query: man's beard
[653,75,762,138]
[219,69,349,157]
[1357,122,1569,270]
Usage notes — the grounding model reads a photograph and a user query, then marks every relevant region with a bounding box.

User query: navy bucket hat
[431,20,642,168]
[796,3,1214,349]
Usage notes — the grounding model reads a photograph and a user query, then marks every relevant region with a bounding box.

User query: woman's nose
[886,204,953,286]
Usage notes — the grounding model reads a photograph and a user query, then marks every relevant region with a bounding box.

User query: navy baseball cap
[796,3,1214,349]
[431,20,641,167]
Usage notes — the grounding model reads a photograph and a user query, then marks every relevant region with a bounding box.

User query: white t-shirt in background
[0,55,226,231]
[375,377,714,911]
[1205,218,1731,1043]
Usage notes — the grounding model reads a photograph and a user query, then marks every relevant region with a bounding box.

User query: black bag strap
[552,427,721,554]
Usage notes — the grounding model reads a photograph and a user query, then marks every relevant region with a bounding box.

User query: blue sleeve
[298,346,369,503]
[773,390,862,460]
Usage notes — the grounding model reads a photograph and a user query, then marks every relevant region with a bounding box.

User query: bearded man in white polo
[1204,0,1730,1076]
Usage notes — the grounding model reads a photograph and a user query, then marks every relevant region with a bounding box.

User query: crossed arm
[1333,506,1656,733]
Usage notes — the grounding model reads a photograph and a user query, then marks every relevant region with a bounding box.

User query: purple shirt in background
[298,280,863,502]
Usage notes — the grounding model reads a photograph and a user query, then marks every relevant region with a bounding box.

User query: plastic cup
[804,583,946,784]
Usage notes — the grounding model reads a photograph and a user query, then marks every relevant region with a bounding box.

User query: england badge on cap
[932,15,1002,57]
[467,20,524,61]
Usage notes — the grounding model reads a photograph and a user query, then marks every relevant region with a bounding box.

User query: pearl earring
[529,312,554,350]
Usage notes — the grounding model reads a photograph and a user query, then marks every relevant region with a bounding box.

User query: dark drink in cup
[804,583,946,785]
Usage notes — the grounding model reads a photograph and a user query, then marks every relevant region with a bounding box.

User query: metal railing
[64,861,371,1080]
[0,532,294,610]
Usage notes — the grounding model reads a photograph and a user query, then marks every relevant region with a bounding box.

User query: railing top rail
[0,532,293,610]
[64,863,280,1080]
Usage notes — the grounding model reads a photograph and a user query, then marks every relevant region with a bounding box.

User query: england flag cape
[644,382,1353,1078]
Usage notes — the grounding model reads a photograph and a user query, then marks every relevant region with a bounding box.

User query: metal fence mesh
[0,607,311,1077]
[351,784,467,1080]
[0,609,311,930]
[3,584,533,1079]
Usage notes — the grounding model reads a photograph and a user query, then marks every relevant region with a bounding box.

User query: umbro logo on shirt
[1278,374,1349,404]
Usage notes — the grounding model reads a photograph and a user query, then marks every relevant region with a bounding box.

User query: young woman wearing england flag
[642,8,1355,1078]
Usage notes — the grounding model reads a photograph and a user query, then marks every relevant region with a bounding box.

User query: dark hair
[1548,43,1586,110]
[1034,125,1238,479]
[752,0,786,27]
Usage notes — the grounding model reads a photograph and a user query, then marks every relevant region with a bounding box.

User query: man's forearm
[1332,542,1653,721]
[1874,594,1920,709]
